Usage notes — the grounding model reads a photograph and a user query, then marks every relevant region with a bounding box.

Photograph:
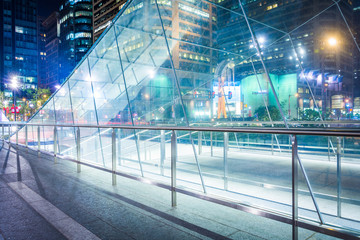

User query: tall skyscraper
[42,12,61,90]
[93,0,127,42]
[0,0,39,94]
[59,0,93,82]
[38,16,47,88]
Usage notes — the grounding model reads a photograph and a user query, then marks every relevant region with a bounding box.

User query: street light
[10,76,19,121]
[320,36,338,118]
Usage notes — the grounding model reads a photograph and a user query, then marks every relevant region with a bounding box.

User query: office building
[0,0,39,93]
[59,0,93,82]
[93,0,127,42]
[215,0,356,116]
[37,16,47,88]
[42,12,61,90]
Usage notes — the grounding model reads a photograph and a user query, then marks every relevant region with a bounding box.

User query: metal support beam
[112,128,116,185]
[224,132,228,190]
[76,127,81,173]
[296,152,324,224]
[292,135,298,240]
[337,137,342,217]
[171,130,177,207]
[160,130,165,175]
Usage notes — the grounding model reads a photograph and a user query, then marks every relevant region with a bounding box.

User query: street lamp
[10,76,19,121]
[320,36,338,118]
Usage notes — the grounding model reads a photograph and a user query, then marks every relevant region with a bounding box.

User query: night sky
[38,0,62,17]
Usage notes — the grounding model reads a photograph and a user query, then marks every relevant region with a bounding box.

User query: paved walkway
[0,141,339,240]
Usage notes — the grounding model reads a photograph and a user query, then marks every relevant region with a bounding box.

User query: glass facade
[14,0,360,236]
[59,0,93,83]
[0,0,38,92]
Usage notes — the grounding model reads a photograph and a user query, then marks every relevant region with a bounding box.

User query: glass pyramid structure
[10,0,360,230]
[14,0,360,165]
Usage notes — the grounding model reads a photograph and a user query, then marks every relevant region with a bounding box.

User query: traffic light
[228,91,232,99]
[208,91,212,99]
[212,91,215,98]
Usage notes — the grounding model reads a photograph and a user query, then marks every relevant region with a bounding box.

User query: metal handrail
[1,122,360,239]
[2,122,360,137]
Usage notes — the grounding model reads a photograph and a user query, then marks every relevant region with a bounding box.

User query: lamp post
[321,37,338,119]
[10,77,19,121]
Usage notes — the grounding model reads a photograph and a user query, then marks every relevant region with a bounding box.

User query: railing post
[337,136,342,217]
[76,127,81,173]
[2,124,4,140]
[38,126,41,156]
[25,125,28,151]
[171,130,177,207]
[112,128,116,185]
[210,131,213,157]
[198,131,202,155]
[8,125,11,143]
[328,137,331,161]
[271,134,274,155]
[117,128,121,166]
[291,135,298,240]
[224,132,228,191]
[160,130,165,175]
[16,126,18,147]
[54,127,57,164]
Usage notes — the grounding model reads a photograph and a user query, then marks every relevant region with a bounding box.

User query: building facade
[93,0,127,42]
[59,0,93,82]
[42,12,61,91]
[37,16,46,88]
[0,0,39,94]
[217,0,355,117]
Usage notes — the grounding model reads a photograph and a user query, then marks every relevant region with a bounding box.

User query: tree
[298,109,321,121]
[254,105,282,121]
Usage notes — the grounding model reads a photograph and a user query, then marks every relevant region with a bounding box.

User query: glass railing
[1,122,360,239]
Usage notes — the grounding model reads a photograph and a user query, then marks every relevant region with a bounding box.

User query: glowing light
[148,70,155,79]
[258,37,265,44]
[328,37,337,46]
[55,85,61,89]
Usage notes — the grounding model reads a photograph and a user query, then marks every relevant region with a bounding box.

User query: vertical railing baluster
[25,125,28,151]
[210,131,213,157]
[38,126,41,156]
[16,125,18,147]
[171,130,177,207]
[224,132,228,191]
[337,136,342,217]
[117,128,122,166]
[112,128,116,185]
[77,127,81,173]
[292,135,298,240]
[198,131,202,155]
[54,127,57,163]
[160,130,165,175]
